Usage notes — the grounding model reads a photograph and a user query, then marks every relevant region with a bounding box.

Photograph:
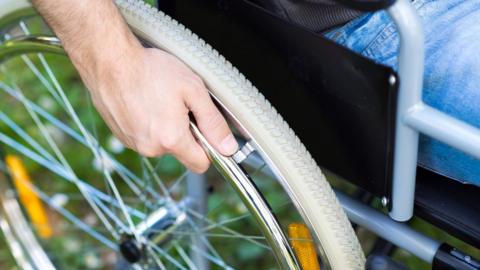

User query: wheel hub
[119,236,142,263]
[119,200,190,263]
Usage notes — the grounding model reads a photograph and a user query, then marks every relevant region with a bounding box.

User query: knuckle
[161,134,181,152]
[136,143,164,157]
[189,76,207,93]
[182,82,198,95]
[138,147,160,158]
[192,74,204,86]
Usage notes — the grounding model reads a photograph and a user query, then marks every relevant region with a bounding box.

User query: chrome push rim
[0,7,326,270]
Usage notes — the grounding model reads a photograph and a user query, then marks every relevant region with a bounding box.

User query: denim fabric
[325,0,480,186]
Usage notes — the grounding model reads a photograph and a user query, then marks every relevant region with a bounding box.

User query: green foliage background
[0,0,479,269]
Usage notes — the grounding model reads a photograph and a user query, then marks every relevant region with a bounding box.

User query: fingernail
[220,134,238,155]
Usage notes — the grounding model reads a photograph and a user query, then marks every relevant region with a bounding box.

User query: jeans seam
[361,0,433,58]
[328,13,372,45]
[362,23,396,57]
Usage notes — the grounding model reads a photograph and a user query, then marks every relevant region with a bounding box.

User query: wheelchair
[0,0,479,269]
[159,0,480,268]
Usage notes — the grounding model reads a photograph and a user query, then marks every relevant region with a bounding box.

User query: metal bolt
[381,197,389,207]
[119,236,142,263]
[232,141,255,163]
[389,74,397,86]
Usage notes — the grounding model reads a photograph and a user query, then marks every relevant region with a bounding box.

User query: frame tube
[387,0,424,221]
[387,0,480,222]
[187,172,210,270]
[405,104,480,160]
[336,191,441,263]
[243,156,441,263]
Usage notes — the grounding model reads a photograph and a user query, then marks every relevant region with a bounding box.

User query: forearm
[32,0,238,168]
[31,0,142,86]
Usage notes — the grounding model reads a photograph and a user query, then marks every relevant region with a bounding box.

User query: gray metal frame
[336,191,441,263]
[189,122,301,270]
[387,0,480,221]
[1,0,477,267]
[244,154,443,264]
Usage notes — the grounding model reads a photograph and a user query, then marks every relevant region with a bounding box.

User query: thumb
[186,88,238,156]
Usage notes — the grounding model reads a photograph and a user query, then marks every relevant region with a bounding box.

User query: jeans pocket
[362,23,398,65]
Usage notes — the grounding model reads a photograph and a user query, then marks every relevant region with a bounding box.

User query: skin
[30,0,238,173]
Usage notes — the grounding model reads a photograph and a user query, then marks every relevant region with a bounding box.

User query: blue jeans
[325,0,480,186]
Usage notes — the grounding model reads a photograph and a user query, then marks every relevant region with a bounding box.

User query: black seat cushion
[168,0,479,249]
[415,167,480,248]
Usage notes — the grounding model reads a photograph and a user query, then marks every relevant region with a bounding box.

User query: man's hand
[32,0,238,173]
[90,47,238,173]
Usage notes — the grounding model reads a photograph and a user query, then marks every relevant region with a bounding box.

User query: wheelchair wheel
[0,0,365,269]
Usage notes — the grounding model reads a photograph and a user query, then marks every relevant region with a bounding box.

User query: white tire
[1,0,365,268]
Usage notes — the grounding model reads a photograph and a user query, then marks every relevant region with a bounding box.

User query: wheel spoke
[0,110,147,218]
[0,111,60,165]
[167,170,189,194]
[144,245,167,270]
[141,158,171,199]
[187,208,270,250]
[91,195,130,233]
[0,80,161,202]
[147,242,189,270]
[0,132,142,233]
[1,163,118,250]
[135,229,266,241]
[7,82,121,240]
[183,216,227,267]
[0,16,308,270]
[201,200,292,233]
[174,242,199,270]
[0,78,158,225]
[3,37,141,240]
[190,244,234,270]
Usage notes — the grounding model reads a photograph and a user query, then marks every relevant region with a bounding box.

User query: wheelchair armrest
[332,0,396,12]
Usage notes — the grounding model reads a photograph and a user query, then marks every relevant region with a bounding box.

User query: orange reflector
[5,155,53,239]
[288,223,321,270]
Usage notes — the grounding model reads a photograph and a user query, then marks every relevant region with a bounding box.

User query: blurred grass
[0,1,479,269]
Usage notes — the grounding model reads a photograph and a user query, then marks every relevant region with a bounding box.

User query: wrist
[46,0,143,91]
[66,28,144,92]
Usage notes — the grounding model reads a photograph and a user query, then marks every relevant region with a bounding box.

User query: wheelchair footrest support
[433,244,480,270]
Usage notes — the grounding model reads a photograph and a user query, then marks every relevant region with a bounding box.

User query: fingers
[169,126,211,174]
[88,48,215,174]
[134,122,210,173]
[185,79,238,156]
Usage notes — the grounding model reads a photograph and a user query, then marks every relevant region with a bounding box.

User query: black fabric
[333,0,396,11]
[255,0,362,32]
[415,168,480,248]
[157,0,176,15]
